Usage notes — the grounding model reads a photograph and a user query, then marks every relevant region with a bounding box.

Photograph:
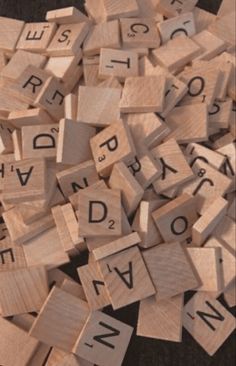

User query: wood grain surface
[0,0,235,365]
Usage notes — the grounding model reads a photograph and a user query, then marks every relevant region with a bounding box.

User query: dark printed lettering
[33,134,56,150]
[89,201,108,223]
[22,75,43,93]
[114,262,133,289]
[16,166,34,186]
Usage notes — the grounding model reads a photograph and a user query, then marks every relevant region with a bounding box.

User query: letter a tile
[98,246,156,309]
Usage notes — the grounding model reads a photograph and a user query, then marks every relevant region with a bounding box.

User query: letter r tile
[78,188,122,237]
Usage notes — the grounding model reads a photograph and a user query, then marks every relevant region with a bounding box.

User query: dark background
[1,1,235,365]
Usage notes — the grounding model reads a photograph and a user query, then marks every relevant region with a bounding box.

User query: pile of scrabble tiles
[0,0,235,365]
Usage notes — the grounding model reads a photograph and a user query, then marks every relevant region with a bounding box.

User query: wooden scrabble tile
[3,206,54,244]
[57,119,95,165]
[99,48,139,81]
[227,197,236,221]
[103,0,139,20]
[57,160,99,198]
[0,50,6,71]
[152,138,194,193]
[0,237,26,272]
[0,124,13,155]
[132,198,167,248]
[61,203,85,251]
[60,278,86,301]
[120,18,160,48]
[0,16,25,53]
[23,227,69,270]
[180,66,221,109]
[156,0,198,18]
[11,313,36,331]
[64,93,78,120]
[45,348,68,366]
[109,161,143,216]
[152,36,201,73]
[48,268,72,288]
[22,124,59,159]
[204,237,236,293]
[0,266,48,316]
[86,207,132,252]
[69,180,108,211]
[46,6,90,24]
[192,197,228,246]
[12,128,24,159]
[17,22,57,53]
[193,7,216,33]
[98,76,122,90]
[193,30,226,61]
[152,193,198,243]
[1,49,47,81]
[73,311,133,366]
[217,142,236,182]
[85,0,106,24]
[218,0,235,16]
[183,292,235,355]
[185,142,226,171]
[78,189,122,237]
[0,317,39,366]
[206,58,234,101]
[180,159,232,214]
[52,205,79,257]
[9,65,50,105]
[165,103,208,143]
[126,112,168,147]
[93,232,141,260]
[30,287,90,352]
[45,51,83,83]
[187,247,223,292]
[78,261,110,310]
[83,20,120,56]
[98,245,155,309]
[58,354,93,366]
[90,119,136,177]
[61,61,84,93]
[8,108,54,128]
[224,279,236,308]
[142,242,201,300]
[213,216,236,257]
[120,75,166,113]
[137,294,183,342]
[121,44,149,56]
[0,84,29,113]
[208,12,235,46]
[47,22,91,56]
[136,0,161,18]
[35,76,66,120]
[213,132,235,150]
[16,201,48,225]
[158,12,196,43]
[2,158,47,204]
[126,146,161,189]
[77,86,121,127]
[145,64,188,118]
[83,55,100,86]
